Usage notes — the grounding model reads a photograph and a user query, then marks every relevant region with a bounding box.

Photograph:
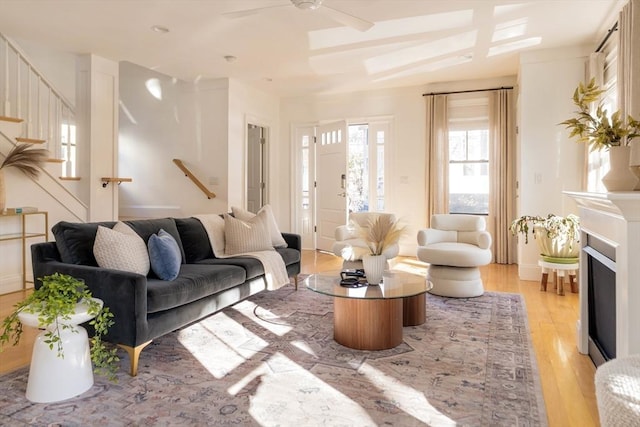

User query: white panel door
[316,121,347,252]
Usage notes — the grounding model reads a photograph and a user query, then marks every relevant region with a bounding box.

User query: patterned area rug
[0,280,547,426]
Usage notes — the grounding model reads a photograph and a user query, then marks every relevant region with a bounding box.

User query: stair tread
[46,158,65,163]
[15,137,46,144]
[0,116,24,123]
[59,176,81,181]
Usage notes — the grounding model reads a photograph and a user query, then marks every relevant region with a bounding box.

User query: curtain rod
[595,21,618,53]
[422,86,514,96]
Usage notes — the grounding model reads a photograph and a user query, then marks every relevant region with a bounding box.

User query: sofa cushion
[124,218,186,263]
[146,264,247,313]
[196,247,300,279]
[174,217,214,262]
[148,229,181,281]
[93,222,151,275]
[232,205,287,248]
[224,212,273,255]
[53,220,117,266]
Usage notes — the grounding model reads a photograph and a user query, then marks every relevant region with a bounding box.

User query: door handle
[337,192,346,197]
[341,174,346,189]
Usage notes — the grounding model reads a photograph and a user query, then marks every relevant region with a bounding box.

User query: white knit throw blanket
[194,214,289,291]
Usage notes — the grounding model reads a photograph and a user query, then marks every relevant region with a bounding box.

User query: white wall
[279,77,516,255]
[516,46,590,280]
[118,62,229,217]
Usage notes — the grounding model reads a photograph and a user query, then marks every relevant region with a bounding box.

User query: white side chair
[416,214,492,298]
[332,212,400,269]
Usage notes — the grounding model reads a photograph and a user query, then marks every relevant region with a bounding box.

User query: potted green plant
[560,78,640,190]
[0,273,119,380]
[509,214,580,263]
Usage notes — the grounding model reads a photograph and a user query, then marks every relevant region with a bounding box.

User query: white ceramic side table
[17,298,102,403]
[538,260,579,296]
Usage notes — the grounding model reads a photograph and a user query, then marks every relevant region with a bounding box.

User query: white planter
[362,254,387,285]
[534,226,579,263]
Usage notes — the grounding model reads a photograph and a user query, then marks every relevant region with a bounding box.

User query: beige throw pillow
[224,210,274,255]
[93,222,150,275]
[231,204,287,248]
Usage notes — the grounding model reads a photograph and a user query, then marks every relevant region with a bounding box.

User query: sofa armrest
[282,232,301,252]
[335,224,357,241]
[459,230,492,249]
[31,242,149,347]
[417,228,454,246]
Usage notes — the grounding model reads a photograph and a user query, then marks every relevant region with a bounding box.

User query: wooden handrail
[172,159,216,199]
[101,177,132,188]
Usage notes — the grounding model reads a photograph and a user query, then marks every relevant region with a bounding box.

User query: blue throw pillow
[148,229,181,280]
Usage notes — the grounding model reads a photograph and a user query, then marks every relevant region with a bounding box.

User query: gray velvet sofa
[30,216,301,376]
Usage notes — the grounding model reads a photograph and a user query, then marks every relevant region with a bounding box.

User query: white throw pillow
[224,211,274,255]
[232,205,287,248]
[93,222,150,275]
[196,214,226,258]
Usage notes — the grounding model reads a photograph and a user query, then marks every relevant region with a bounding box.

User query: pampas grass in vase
[0,144,48,213]
[359,215,406,285]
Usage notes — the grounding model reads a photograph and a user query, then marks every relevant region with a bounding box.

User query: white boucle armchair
[417,214,492,297]
[332,212,400,269]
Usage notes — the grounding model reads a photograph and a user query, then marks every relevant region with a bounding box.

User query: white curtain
[489,89,516,264]
[619,0,640,174]
[424,94,448,227]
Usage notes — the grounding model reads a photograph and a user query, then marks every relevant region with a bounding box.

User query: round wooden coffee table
[305,271,430,350]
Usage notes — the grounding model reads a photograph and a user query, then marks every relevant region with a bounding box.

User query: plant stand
[17,298,102,402]
[538,260,579,296]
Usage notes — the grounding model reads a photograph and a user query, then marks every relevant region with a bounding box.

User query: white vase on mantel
[601,145,639,191]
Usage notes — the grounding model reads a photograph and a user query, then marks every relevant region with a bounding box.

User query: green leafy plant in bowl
[0,273,119,380]
[509,214,580,263]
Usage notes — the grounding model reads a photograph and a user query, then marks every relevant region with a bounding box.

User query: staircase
[0,32,87,221]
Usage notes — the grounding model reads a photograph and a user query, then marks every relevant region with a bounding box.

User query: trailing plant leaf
[0,144,48,179]
[509,214,580,251]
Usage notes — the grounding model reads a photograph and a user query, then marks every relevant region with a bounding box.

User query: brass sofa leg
[294,275,298,290]
[118,341,152,376]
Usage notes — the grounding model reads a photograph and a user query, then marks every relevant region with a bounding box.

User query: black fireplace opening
[584,234,616,367]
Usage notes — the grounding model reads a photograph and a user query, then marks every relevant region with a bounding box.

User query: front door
[315,121,348,252]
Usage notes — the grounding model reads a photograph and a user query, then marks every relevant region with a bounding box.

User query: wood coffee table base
[333,297,403,350]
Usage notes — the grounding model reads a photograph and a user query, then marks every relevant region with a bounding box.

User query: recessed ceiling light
[151,25,170,34]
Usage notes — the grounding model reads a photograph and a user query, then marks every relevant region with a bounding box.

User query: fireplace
[565,191,640,362]
[584,233,616,366]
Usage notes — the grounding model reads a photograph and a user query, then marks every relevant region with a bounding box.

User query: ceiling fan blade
[320,4,374,32]
[223,4,289,19]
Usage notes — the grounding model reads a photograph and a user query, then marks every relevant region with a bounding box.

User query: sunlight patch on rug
[249,352,376,426]
[359,362,456,426]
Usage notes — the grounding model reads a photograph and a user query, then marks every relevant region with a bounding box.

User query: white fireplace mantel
[565,191,640,358]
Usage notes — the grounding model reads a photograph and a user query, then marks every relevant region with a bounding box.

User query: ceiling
[0,0,626,98]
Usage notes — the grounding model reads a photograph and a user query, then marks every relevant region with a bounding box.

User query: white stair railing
[0,32,76,177]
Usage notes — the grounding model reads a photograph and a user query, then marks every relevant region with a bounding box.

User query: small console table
[0,211,48,289]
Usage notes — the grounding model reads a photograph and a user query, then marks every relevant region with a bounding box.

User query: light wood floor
[1,250,598,426]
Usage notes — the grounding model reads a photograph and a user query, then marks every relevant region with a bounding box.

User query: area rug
[0,280,547,426]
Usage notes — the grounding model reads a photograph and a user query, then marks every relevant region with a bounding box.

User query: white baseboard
[0,273,25,295]
[518,263,541,282]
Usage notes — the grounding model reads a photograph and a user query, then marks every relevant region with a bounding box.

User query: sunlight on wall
[145,78,163,100]
[488,37,542,57]
[365,30,477,75]
[492,18,527,42]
